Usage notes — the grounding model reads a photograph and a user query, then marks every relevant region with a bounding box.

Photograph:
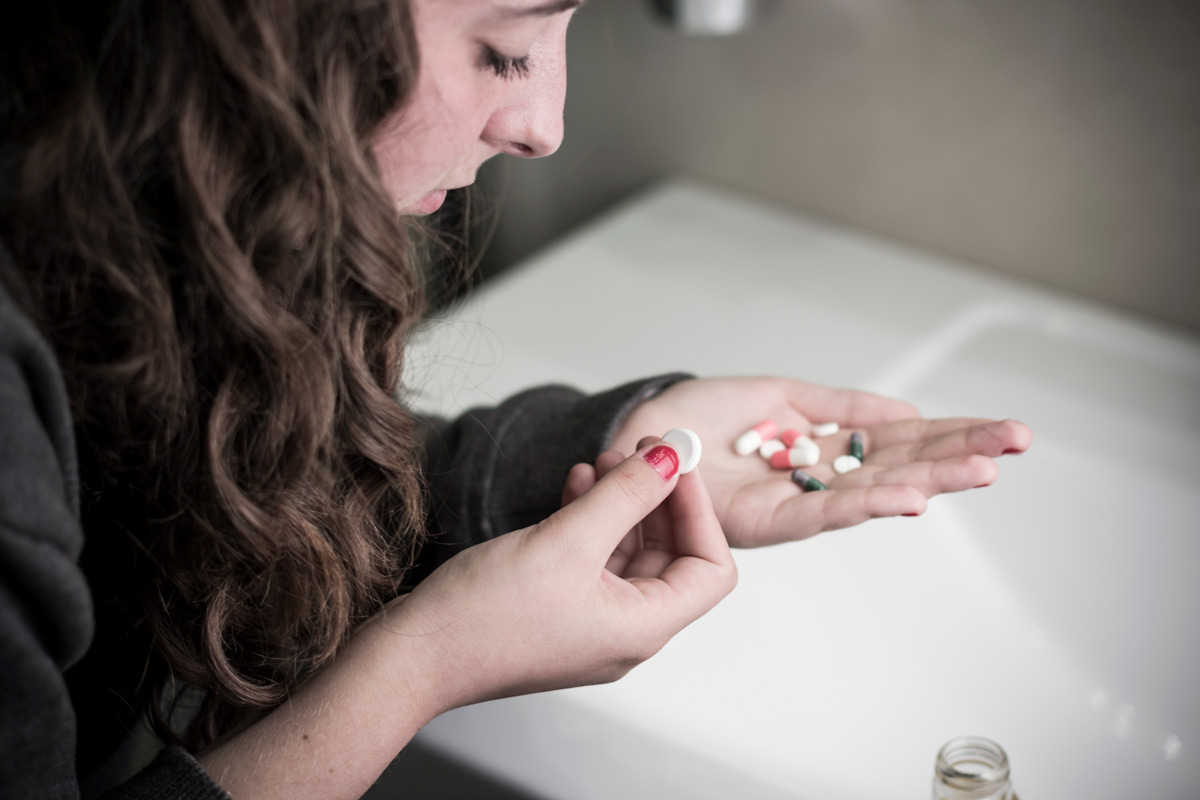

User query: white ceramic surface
[404,180,1200,799]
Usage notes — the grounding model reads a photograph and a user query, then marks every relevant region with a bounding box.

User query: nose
[482,39,567,158]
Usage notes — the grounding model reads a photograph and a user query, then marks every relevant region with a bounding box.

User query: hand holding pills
[609,376,1033,548]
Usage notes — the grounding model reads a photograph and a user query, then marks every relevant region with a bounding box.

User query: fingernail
[902,512,920,517]
[1002,448,1023,455]
[642,445,679,482]
[974,483,992,489]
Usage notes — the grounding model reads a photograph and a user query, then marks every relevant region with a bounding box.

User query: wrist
[352,597,460,725]
[196,601,450,798]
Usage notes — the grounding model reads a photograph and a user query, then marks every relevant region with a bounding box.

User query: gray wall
[478,0,1200,334]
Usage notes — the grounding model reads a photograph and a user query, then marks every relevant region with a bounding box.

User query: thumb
[543,440,681,560]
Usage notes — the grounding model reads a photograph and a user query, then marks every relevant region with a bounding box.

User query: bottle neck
[933,736,1015,800]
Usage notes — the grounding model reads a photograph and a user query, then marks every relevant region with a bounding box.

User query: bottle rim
[935,735,1011,794]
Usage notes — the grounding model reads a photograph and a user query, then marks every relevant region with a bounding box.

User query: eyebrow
[498,0,584,18]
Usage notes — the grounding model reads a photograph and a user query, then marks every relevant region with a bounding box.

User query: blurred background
[465,0,1199,334]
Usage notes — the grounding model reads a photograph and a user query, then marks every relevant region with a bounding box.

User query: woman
[0,0,1030,797]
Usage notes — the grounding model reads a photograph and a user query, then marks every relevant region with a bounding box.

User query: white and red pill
[769,437,820,468]
[734,419,778,456]
[759,439,787,459]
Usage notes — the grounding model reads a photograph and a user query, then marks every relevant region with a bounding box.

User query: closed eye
[480,45,532,79]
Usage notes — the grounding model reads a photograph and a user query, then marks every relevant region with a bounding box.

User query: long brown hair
[1,0,428,749]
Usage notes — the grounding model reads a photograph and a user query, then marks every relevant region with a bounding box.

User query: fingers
[628,435,732,573]
[560,450,641,574]
[729,417,1030,545]
[724,479,920,547]
[794,483,928,530]
[594,449,641,575]
[833,454,999,497]
[785,383,920,428]
[594,449,625,478]
[629,465,737,627]
[663,467,736,569]
[551,439,735,645]
[559,439,734,611]
[862,418,1032,461]
[561,463,597,507]
[544,439,684,560]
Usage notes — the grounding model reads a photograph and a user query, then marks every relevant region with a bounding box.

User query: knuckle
[632,639,663,666]
[965,453,995,473]
[723,562,739,595]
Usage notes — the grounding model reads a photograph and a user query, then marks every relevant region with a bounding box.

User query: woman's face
[373,0,581,215]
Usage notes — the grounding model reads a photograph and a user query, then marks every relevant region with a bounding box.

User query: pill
[791,469,827,492]
[811,422,840,438]
[833,454,862,474]
[661,427,702,474]
[769,438,820,469]
[759,439,786,459]
[780,428,802,447]
[734,419,778,456]
[849,431,864,460]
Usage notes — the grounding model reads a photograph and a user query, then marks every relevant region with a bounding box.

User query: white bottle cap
[661,427,703,474]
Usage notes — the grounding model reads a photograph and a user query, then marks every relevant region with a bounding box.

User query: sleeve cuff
[415,372,693,578]
[101,745,230,800]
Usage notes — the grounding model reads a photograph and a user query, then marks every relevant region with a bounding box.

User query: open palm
[607,377,1032,548]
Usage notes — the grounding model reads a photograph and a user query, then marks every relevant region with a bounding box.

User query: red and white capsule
[734,419,778,456]
[769,437,820,468]
[780,428,803,448]
[759,439,787,459]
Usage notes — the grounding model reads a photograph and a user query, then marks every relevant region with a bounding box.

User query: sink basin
[890,300,1200,790]
[404,181,1200,799]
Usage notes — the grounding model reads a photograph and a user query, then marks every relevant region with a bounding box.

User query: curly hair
[1,0,429,749]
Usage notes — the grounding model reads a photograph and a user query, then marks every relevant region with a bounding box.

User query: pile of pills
[731,419,866,491]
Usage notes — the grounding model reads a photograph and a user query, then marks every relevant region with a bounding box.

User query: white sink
[884,299,1200,792]
[407,181,1200,799]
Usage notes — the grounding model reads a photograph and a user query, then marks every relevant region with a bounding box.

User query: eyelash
[480,46,532,80]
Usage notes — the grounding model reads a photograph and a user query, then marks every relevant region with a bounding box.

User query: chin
[405,189,448,216]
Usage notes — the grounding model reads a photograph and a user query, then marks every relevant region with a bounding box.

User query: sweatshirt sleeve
[412,372,694,580]
[0,277,93,796]
[0,277,229,800]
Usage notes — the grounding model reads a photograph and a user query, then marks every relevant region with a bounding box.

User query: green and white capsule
[849,431,864,461]
[791,468,827,492]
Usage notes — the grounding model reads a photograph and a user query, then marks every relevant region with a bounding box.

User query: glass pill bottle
[932,736,1019,800]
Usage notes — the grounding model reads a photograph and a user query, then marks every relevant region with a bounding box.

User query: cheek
[371,121,419,203]
[372,80,491,201]
[371,115,449,205]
